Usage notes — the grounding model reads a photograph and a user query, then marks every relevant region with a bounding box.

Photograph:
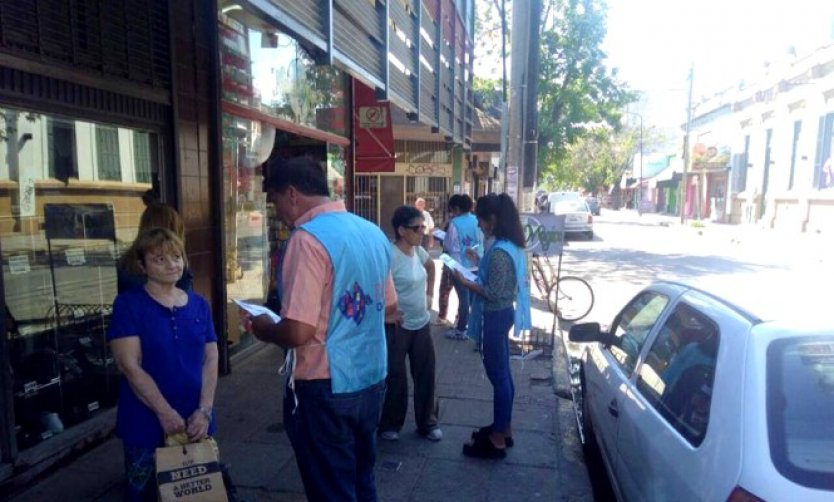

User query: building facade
[686,44,834,232]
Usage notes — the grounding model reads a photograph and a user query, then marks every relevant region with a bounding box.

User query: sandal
[462,432,506,459]
[471,426,514,448]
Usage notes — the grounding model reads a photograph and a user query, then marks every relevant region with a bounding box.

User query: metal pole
[681,66,694,224]
[638,115,643,215]
[506,0,530,206]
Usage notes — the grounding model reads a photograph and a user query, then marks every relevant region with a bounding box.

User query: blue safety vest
[451,213,481,268]
[467,239,532,344]
[299,211,392,393]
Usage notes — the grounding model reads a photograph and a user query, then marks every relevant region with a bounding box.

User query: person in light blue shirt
[453,193,532,459]
[444,194,483,339]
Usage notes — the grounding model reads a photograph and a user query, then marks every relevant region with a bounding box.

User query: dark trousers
[452,275,471,332]
[438,266,454,319]
[380,322,439,434]
[482,308,515,432]
[123,443,157,502]
[284,379,385,502]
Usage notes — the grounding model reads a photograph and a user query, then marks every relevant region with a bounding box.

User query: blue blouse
[107,286,217,447]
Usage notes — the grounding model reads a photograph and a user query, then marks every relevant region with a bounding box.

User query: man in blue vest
[251,156,398,501]
[444,194,483,340]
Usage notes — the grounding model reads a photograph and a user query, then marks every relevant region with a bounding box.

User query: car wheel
[585,231,594,240]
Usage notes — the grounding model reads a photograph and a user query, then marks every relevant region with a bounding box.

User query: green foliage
[536,0,637,186]
[473,76,503,118]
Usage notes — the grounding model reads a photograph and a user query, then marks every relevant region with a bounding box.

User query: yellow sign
[394,163,452,177]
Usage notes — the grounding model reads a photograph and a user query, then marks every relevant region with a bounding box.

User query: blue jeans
[284,379,385,502]
[452,275,471,332]
[482,308,515,432]
[123,443,157,502]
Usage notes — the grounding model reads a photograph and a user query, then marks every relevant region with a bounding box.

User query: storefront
[217,4,351,353]
[354,140,453,239]
[0,0,190,479]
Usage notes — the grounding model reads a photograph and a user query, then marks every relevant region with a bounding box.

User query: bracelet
[198,407,212,420]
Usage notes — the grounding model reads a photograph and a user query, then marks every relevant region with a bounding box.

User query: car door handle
[607,399,619,418]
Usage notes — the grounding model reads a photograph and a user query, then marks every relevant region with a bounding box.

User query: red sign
[353,79,394,173]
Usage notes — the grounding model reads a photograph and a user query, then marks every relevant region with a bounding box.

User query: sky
[603,0,834,130]
[474,0,834,133]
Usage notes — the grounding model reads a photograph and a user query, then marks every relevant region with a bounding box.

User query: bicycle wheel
[549,276,594,321]
[529,257,549,298]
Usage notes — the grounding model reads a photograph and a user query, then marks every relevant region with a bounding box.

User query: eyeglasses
[404,224,426,232]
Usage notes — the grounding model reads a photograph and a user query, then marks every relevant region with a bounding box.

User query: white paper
[233,299,281,323]
[432,229,446,240]
[439,253,478,282]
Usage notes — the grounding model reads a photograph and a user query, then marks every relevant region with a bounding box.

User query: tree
[537,0,637,186]
[472,76,503,118]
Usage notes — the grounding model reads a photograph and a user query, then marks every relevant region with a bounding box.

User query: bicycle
[530,254,594,322]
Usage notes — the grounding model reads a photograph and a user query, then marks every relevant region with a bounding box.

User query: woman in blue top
[108,228,219,501]
[453,193,531,459]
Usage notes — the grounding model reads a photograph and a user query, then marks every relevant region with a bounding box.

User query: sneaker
[380,430,399,441]
[432,317,451,327]
[444,329,462,339]
[422,428,443,441]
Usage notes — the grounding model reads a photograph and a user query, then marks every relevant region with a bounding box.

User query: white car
[569,281,834,502]
[551,200,593,239]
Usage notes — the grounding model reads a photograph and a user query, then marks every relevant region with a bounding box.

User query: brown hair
[119,204,186,275]
[139,203,185,241]
[124,227,188,276]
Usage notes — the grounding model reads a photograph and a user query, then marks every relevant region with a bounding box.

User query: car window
[607,292,669,375]
[767,336,834,491]
[553,201,587,213]
[636,303,719,447]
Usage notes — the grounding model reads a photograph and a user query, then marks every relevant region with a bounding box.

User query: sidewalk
[10,304,592,501]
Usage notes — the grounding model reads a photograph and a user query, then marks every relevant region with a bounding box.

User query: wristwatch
[198,407,212,420]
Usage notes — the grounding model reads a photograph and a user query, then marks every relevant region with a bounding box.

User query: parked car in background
[546,191,582,211]
[569,281,834,502]
[585,196,601,215]
[551,199,593,239]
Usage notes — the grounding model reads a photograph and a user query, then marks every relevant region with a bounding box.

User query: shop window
[218,8,350,138]
[48,118,78,182]
[0,105,158,452]
[95,126,121,181]
[133,131,153,184]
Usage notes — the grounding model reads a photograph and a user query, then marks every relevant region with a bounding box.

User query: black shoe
[462,434,506,459]
[471,425,514,448]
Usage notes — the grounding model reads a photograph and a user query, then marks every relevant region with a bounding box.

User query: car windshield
[767,336,834,491]
[553,201,587,213]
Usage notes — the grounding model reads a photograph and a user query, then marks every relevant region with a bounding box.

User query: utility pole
[680,65,694,224]
[498,0,509,193]
[521,0,542,202]
[505,0,531,209]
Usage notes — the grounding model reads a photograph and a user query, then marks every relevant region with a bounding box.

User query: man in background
[415,197,434,249]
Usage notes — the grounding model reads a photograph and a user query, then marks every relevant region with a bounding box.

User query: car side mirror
[569,322,605,343]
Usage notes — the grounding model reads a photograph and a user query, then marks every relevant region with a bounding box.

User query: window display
[218,8,349,138]
[0,106,159,451]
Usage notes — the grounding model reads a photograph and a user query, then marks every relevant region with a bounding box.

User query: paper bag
[156,440,228,502]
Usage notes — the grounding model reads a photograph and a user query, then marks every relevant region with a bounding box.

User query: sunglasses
[404,224,426,232]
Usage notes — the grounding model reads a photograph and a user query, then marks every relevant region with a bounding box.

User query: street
[557,209,831,329]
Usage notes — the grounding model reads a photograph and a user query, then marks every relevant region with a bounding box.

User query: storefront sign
[395,163,452,177]
[520,213,566,256]
[8,255,30,275]
[65,248,86,266]
[354,81,395,172]
[359,106,388,128]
